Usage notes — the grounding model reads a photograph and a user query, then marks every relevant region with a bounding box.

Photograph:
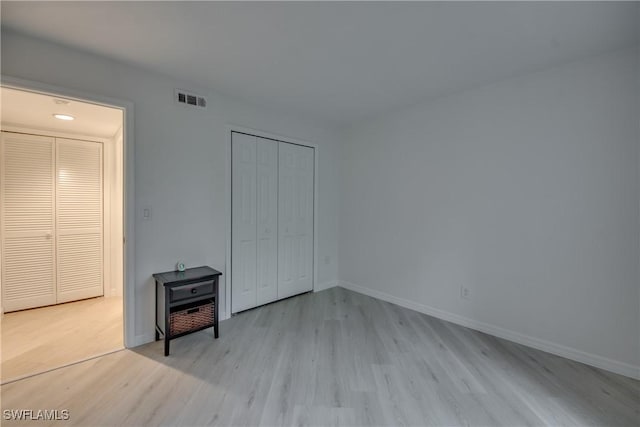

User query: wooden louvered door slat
[55,138,104,303]
[1,132,57,312]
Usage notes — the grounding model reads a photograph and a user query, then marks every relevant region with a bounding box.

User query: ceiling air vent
[175,89,207,109]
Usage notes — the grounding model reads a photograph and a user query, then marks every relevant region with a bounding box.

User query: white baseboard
[130,332,155,348]
[215,281,338,323]
[314,280,338,292]
[338,280,640,380]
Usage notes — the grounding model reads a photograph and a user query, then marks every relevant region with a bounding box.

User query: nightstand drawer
[169,281,214,302]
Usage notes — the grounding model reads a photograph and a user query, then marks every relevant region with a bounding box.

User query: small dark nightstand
[153,266,222,356]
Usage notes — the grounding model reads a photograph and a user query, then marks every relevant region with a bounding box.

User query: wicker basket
[170,302,214,336]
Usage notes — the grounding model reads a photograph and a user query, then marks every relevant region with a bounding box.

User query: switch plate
[460,285,471,300]
[142,207,152,220]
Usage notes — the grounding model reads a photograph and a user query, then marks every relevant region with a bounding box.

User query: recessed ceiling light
[53,114,74,121]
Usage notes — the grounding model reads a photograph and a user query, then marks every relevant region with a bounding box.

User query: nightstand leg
[214,280,220,339]
[164,337,170,356]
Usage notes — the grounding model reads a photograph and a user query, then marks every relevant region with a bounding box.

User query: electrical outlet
[324,255,331,265]
[460,285,471,300]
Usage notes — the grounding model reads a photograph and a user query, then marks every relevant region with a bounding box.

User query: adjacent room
[0,2,638,426]
[0,87,125,383]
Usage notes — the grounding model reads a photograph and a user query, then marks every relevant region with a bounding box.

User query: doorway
[0,86,126,383]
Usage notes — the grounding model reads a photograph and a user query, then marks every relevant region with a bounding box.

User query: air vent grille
[175,89,207,109]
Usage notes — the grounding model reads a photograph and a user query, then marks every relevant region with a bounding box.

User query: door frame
[0,75,136,348]
[225,124,319,320]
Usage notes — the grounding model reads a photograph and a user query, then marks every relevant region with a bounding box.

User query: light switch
[143,207,152,220]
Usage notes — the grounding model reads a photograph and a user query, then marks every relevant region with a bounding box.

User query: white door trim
[224,124,319,320]
[0,75,136,348]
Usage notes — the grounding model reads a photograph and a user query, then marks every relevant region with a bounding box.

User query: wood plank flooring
[1,296,123,383]
[1,287,638,426]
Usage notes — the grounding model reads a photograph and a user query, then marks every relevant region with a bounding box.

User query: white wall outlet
[324,255,331,265]
[460,285,471,300]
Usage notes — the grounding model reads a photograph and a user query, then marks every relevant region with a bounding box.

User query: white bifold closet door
[231,132,313,314]
[0,132,104,312]
[232,133,258,312]
[277,142,314,299]
[232,133,278,312]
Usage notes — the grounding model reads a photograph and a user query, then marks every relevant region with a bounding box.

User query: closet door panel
[1,132,57,311]
[255,138,278,306]
[56,138,104,303]
[278,143,314,299]
[231,133,258,313]
[278,145,296,298]
[295,145,314,292]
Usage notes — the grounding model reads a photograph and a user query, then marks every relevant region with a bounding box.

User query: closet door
[55,138,104,303]
[1,132,57,312]
[278,143,314,299]
[231,133,258,313]
[255,138,278,306]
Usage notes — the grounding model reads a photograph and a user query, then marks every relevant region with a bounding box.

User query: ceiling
[1,87,123,138]
[2,2,638,126]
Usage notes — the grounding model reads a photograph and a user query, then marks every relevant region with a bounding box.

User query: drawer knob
[191,288,198,294]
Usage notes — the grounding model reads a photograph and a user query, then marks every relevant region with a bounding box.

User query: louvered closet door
[232,133,258,313]
[55,138,104,303]
[1,132,57,312]
[278,143,314,299]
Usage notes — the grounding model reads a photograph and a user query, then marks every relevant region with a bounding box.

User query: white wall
[339,48,639,376]
[3,29,638,378]
[1,30,340,344]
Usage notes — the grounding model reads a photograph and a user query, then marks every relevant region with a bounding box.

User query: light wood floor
[1,296,123,383]
[1,287,638,426]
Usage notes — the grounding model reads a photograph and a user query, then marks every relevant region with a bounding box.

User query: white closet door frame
[225,125,318,321]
